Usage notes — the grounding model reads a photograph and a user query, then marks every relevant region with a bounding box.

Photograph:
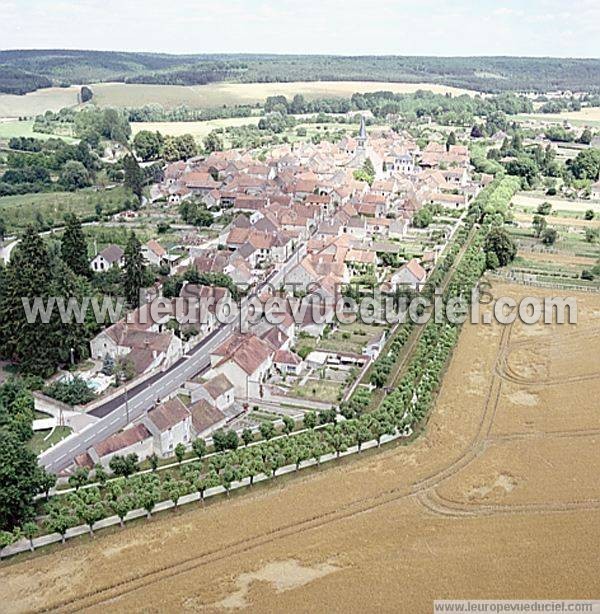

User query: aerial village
[47,117,485,473]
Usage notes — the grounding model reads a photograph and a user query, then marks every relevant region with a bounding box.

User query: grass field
[0,81,477,118]
[3,282,599,612]
[0,87,81,118]
[516,107,600,127]
[0,186,131,233]
[512,192,600,214]
[0,119,77,142]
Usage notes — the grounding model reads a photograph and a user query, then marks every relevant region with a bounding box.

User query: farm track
[39,323,514,612]
[494,325,600,386]
[417,489,600,519]
[39,225,493,612]
[28,267,600,612]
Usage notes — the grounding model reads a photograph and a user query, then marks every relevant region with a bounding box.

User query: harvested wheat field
[1,282,599,613]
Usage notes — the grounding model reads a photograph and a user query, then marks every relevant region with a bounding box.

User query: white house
[210,333,273,399]
[142,240,167,267]
[390,258,428,292]
[90,244,124,272]
[188,373,235,411]
[143,398,192,457]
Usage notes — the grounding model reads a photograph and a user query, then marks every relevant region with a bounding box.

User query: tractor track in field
[34,260,600,612]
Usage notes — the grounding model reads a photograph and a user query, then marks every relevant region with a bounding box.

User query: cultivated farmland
[0,81,477,118]
[1,283,598,612]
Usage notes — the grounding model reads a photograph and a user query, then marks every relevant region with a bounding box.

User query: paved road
[38,245,306,474]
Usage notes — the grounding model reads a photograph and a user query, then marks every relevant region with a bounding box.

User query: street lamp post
[122,375,130,424]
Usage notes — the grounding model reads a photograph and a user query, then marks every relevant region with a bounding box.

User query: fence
[1,428,408,559]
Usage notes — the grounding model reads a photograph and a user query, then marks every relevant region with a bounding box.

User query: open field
[1,282,599,612]
[512,192,600,215]
[0,119,77,143]
[0,87,80,118]
[0,81,477,118]
[0,186,131,233]
[516,108,600,127]
[131,117,260,140]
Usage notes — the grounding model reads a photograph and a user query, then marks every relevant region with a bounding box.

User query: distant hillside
[1,50,600,95]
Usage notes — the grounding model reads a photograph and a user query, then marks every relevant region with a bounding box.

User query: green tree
[584,209,595,221]
[259,422,276,441]
[123,154,144,204]
[532,214,547,238]
[148,453,159,472]
[412,207,433,229]
[112,495,136,528]
[241,428,254,447]
[175,134,198,160]
[60,160,91,191]
[133,130,164,161]
[94,463,108,487]
[541,228,558,245]
[568,148,600,180]
[22,521,38,552]
[303,411,317,430]
[579,128,593,145]
[174,442,186,464]
[60,214,89,277]
[0,217,6,241]
[192,438,207,460]
[0,227,57,376]
[536,201,552,216]
[445,131,457,151]
[123,231,145,307]
[203,131,224,153]
[282,415,295,436]
[46,510,73,543]
[483,227,517,269]
[68,467,89,491]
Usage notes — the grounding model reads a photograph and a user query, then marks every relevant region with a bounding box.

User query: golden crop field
[0,81,477,118]
[1,282,599,612]
[130,117,260,140]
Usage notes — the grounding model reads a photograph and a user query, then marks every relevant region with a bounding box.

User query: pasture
[0,119,77,142]
[0,186,131,233]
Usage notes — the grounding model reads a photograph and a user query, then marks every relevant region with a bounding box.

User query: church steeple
[357,115,367,149]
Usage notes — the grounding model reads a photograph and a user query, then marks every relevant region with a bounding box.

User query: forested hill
[1,50,600,95]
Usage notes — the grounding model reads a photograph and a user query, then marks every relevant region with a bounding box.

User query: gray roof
[99,244,124,264]
[358,115,367,140]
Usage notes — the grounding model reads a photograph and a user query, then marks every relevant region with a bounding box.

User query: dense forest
[1,50,600,95]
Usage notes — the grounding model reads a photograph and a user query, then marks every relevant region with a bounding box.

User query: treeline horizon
[1,50,600,95]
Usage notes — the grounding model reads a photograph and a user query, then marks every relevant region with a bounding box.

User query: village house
[142,239,167,267]
[143,397,192,457]
[187,373,235,411]
[209,333,274,399]
[90,244,124,272]
[390,258,428,291]
[76,424,153,469]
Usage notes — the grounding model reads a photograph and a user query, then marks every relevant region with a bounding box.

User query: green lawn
[29,426,72,455]
[0,186,133,233]
[289,380,342,404]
